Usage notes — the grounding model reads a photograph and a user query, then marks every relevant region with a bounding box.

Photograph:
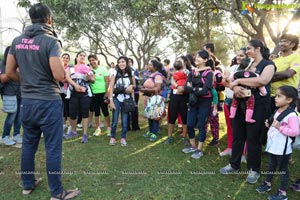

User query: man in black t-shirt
[6,3,80,200]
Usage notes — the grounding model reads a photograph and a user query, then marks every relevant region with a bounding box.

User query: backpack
[191,69,213,98]
[214,70,225,92]
[144,95,166,120]
[267,105,298,154]
[114,70,133,85]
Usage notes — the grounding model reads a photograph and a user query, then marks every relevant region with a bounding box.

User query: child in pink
[66,64,93,98]
[229,58,267,123]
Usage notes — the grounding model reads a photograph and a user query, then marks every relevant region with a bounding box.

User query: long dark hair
[186,54,196,68]
[248,39,270,60]
[116,56,132,77]
[75,51,86,64]
[277,85,298,108]
[150,59,167,78]
[197,50,215,70]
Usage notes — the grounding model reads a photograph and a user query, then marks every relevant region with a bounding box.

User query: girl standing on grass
[0,46,22,145]
[220,40,275,185]
[60,53,71,131]
[108,56,135,146]
[256,85,299,200]
[88,54,111,137]
[140,59,165,142]
[164,56,190,145]
[181,50,213,159]
[64,51,95,143]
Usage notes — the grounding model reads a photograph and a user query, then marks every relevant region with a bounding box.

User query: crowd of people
[1,2,300,200]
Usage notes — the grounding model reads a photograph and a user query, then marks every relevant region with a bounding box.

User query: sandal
[22,177,43,195]
[51,189,81,200]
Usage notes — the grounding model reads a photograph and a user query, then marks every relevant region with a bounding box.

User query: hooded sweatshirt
[9,23,62,100]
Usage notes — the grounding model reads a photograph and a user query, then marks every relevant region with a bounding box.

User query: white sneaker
[219,148,232,157]
[77,124,83,128]
[0,136,16,146]
[241,155,247,163]
[13,134,23,144]
[63,124,68,130]
[246,169,260,184]
[93,128,101,136]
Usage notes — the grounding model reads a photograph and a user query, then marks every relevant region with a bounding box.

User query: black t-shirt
[253,59,275,103]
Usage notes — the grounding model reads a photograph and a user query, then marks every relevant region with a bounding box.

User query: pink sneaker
[219,148,232,157]
[109,138,116,146]
[120,138,128,146]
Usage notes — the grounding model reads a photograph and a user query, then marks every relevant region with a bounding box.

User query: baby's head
[77,64,91,74]
[173,60,183,71]
[143,78,155,89]
[239,58,251,70]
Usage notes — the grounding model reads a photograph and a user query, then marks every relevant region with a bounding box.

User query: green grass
[0,106,300,200]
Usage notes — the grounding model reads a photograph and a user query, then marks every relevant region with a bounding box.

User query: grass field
[0,101,300,200]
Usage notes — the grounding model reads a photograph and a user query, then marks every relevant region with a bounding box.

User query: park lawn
[0,103,300,200]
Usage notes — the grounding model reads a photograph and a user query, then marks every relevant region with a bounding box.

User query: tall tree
[211,0,300,53]
[17,0,167,69]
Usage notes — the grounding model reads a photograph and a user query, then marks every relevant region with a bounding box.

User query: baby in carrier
[66,64,93,99]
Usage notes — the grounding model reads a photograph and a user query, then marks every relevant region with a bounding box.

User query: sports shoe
[120,138,128,146]
[208,139,219,146]
[241,155,247,163]
[109,138,116,146]
[77,124,83,128]
[182,138,190,146]
[106,128,111,137]
[149,134,157,142]
[100,122,105,128]
[81,134,88,143]
[191,150,203,159]
[246,169,260,184]
[93,128,101,136]
[13,134,23,144]
[290,180,300,192]
[143,131,152,138]
[63,124,68,130]
[164,136,173,144]
[219,148,232,156]
[0,136,16,146]
[256,181,271,193]
[268,190,288,200]
[63,130,78,139]
[220,164,239,174]
[66,126,71,134]
[182,146,197,154]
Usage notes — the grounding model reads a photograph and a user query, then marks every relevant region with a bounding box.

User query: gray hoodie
[9,23,62,100]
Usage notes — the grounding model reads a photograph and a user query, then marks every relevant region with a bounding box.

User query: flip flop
[51,189,81,200]
[22,177,43,195]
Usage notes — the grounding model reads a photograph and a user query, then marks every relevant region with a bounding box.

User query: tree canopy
[17,0,300,67]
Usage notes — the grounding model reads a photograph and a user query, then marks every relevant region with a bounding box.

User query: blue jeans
[148,119,159,135]
[187,105,211,142]
[2,97,22,138]
[21,99,63,197]
[111,98,128,139]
